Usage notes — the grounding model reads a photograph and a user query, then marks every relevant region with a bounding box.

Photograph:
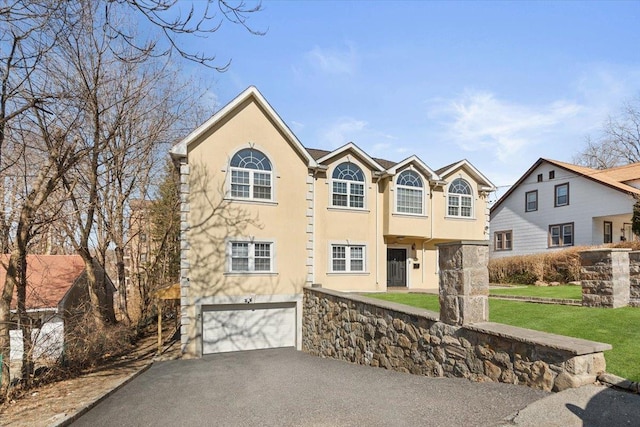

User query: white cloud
[428,90,585,162]
[319,117,407,160]
[290,120,305,133]
[305,43,358,75]
[321,117,368,147]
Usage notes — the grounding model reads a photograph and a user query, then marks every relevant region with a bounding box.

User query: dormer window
[229,149,272,201]
[396,170,424,215]
[331,163,365,208]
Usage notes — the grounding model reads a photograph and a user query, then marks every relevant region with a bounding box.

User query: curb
[489,295,581,306]
[50,362,154,427]
[598,372,640,394]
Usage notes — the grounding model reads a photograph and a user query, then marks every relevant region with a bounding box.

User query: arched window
[331,162,365,208]
[396,170,423,215]
[229,149,272,200]
[448,178,473,217]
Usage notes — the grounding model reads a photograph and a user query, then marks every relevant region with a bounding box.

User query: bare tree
[0,0,80,398]
[574,97,640,168]
[0,0,262,400]
[105,0,265,69]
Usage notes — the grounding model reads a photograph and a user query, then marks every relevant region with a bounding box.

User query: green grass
[490,285,582,300]
[366,292,440,312]
[366,293,640,382]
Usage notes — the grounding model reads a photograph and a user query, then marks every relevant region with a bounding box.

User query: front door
[387,248,407,287]
[623,223,636,242]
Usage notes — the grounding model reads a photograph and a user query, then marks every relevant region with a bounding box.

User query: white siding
[10,318,64,361]
[490,162,635,258]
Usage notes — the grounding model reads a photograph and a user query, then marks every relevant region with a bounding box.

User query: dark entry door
[387,248,407,287]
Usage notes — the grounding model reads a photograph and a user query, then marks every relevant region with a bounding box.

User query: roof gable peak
[170,86,317,167]
[315,142,386,172]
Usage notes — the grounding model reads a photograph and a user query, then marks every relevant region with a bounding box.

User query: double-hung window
[229,241,273,273]
[447,178,473,217]
[554,183,569,207]
[331,163,365,208]
[331,244,365,272]
[396,170,424,215]
[229,149,273,201]
[494,231,512,251]
[549,223,573,247]
[525,190,538,212]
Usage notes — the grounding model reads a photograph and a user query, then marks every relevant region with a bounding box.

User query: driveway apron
[72,348,549,427]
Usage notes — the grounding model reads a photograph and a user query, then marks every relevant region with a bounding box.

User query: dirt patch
[0,325,181,427]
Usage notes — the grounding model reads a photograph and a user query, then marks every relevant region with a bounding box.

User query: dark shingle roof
[307,148,331,160]
[435,161,461,176]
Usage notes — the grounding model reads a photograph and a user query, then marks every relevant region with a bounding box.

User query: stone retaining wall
[303,287,611,392]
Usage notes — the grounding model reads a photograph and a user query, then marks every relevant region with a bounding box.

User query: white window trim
[226,147,276,203]
[226,238,277,274]
[229,166,274,202]
[446,179,475,219]
[328,241,368,274]
[393,171,426,216]
[445,194,476,219]
[329,162,367,211]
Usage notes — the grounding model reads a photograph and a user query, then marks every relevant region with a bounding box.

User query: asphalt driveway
[71,348,550,427]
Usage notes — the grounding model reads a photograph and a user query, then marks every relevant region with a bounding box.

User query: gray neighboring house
[490,158,640,258]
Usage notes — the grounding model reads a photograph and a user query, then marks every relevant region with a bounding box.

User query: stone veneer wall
[629,251,640,305]
[303,287,611,392]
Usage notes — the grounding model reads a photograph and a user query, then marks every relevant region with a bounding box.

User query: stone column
[629,251,640,302]
[580,248,630,308]
[437,241,489,325]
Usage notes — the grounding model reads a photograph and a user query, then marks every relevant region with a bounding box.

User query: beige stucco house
[170,86,495,357]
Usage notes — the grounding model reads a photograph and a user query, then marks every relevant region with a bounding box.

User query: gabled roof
[314,142,387,172]
[490,158,640,213]
[3,255,86,310]
[386,155,441,181]
[170,86,318,168]
[169,86,497,187]
[436,159,496,191]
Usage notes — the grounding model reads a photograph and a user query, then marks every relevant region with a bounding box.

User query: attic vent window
[537,174,543,182]
[549,170,555,180]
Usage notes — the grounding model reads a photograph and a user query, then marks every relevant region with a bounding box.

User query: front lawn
[366,293,640,382]
[490,285,582,300]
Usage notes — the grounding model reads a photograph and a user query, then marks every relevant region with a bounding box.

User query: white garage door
[202,302,296,354]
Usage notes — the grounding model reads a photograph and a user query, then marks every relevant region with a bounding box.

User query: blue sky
[176,1,640,200]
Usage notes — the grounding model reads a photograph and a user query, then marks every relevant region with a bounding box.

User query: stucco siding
[187,98,309,299]
[314,154,385,291]
[433,168,489,241]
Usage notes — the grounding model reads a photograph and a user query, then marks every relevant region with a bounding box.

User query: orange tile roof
[594,162,640,183]
[543,159,640,196]
[2,255,86,310]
